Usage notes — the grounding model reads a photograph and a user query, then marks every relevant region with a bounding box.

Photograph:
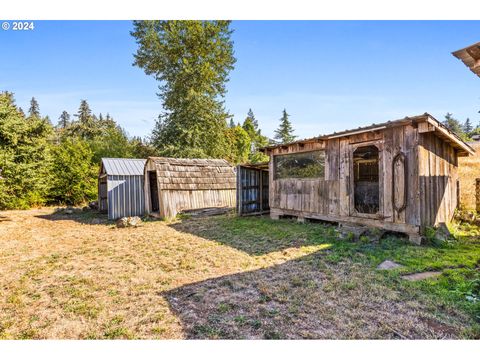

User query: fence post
[476,178,480,213]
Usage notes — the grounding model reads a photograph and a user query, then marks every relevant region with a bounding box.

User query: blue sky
[1,20,479,139]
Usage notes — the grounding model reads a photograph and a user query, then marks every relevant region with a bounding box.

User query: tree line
[0,93,156,208]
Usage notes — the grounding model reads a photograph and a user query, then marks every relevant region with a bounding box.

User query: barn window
[353,145,379,214]
[274,150,325,179]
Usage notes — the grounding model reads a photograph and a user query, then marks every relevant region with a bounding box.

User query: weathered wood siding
[268,123,460,234]
[418,132,458,229]
[144,157,236,219]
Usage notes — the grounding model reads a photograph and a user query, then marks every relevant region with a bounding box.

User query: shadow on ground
[35,208,111,225]
[161,250,462,339]
[169,215,343,256]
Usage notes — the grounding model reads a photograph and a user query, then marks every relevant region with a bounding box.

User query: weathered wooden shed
[98,158,146,220]
[144,157,236,219]
[452,41,480,78]
[256,114,475,243]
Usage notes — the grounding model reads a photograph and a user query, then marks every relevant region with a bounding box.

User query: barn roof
[147,157,236,191]
[261,113,475,156]
[101,158,146,176]
[452,41,480,78]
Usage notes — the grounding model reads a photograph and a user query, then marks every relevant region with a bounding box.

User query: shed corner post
[236,165,242,216]
[476,178,480,213]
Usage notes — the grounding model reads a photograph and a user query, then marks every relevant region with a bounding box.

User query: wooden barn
[98,158,147,220]
[251,114,475,243]
[144,157,236,219]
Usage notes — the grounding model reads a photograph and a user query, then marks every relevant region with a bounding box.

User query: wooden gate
[237,164,269,216]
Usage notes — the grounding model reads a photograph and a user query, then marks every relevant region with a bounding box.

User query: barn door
[349,142,384,218]
[148,171,159,212]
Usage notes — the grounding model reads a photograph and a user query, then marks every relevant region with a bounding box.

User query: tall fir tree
[28,97,40,118]
[75,100,93,125]
[464,117,473,134]
[274,109,296,144]
[131,20,236,158]
[58,111,70,129]
[68,100,98,139]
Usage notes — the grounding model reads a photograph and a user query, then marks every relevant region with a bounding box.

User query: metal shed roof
[101,158,146,176]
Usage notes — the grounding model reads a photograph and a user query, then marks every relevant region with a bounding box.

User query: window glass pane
[274,151,325,179]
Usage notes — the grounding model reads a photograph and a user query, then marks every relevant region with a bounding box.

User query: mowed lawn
[0,208,479,339]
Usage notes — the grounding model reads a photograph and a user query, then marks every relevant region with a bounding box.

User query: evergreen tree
[241,109,269,163]
[28,97,41,118]
[464,117,473,134]
[75,100,93,124]
[0,92,53,209]
[67,100,99,139]
[58,111,70,129]
[274,109,296,144]
[229,118,235,128]
[247,108,258,129]
[443,112,470,141]
[132,20,236,158]
[443,113,463,135]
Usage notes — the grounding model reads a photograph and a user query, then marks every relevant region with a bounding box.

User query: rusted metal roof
[452,41,480,78]
[260,113,475,156]
[101,158,146,176]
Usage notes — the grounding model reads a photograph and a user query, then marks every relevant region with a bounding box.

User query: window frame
[273,149,326,180]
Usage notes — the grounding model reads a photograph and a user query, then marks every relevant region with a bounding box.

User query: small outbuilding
[98,158,146,220]
[144,157,236,219]
[248,114,475,243]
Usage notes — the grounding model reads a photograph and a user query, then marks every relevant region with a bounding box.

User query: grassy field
[459,142,480,210]
[0,208,479,339]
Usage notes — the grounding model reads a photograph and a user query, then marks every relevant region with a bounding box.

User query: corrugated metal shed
[98,158,147,220]
[452,42,480,78]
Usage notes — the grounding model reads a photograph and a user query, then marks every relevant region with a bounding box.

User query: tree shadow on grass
[169,215,342,256]
[161,250,463,339]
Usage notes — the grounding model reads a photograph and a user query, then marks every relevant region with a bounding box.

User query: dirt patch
[401,272,442,281]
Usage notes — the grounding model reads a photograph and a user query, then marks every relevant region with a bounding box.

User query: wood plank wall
[268,123,459,230]
[418,132,458,229]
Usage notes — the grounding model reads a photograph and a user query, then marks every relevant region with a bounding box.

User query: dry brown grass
[458,142,480,210]
[0,208,475,339]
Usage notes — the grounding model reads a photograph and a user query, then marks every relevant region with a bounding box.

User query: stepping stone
[377,260,403,270]
[401,271,442,281]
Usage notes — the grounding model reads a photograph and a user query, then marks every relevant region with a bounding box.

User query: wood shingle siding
[144,157,236,219]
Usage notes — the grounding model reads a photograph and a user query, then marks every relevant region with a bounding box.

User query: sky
[1,20,479,140]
